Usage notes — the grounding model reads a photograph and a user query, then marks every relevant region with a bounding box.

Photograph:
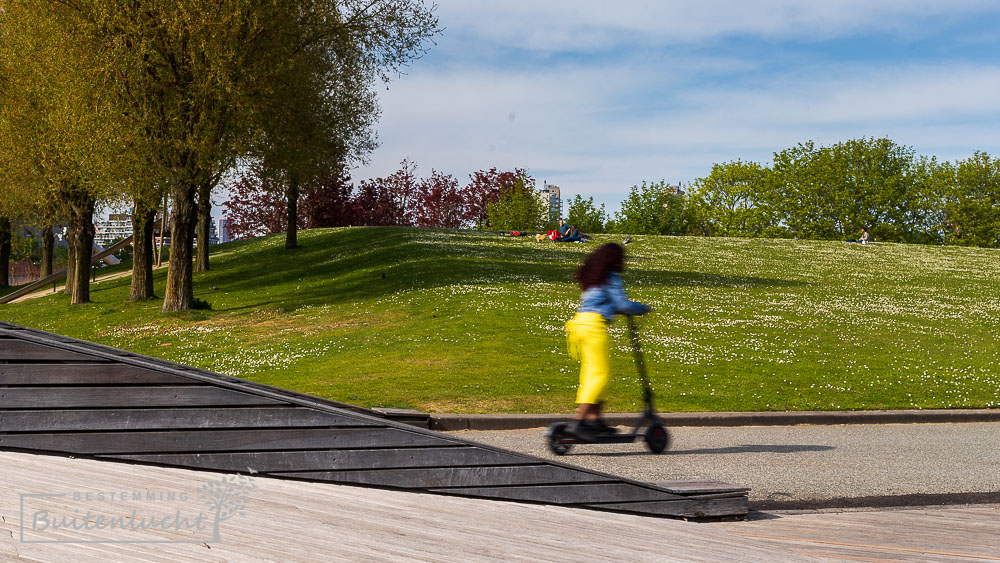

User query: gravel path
[7,263,168,303]
[448,422,1000,506]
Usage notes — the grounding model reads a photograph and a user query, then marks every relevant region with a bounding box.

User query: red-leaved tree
[223,173,299,240]
[414,170,464,228]
[224,162,540,238]
[352,159,419,226]
[226,171,359,239]
[302,172,355,228]
[464,168,527,228]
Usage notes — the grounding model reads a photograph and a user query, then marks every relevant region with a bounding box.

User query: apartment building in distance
[93,214,134,248]
[94,213,219,248]
[540,182,561,223]
[218,217,235,244]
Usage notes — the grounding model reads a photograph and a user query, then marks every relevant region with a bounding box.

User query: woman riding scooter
[564,243,650,438]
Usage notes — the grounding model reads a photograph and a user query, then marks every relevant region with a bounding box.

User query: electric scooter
[544,315,671,455]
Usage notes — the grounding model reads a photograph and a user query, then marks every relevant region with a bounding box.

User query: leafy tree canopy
[485,172,547,231]
[566,195,607,234]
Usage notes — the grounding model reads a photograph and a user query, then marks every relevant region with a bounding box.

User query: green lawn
[3,227,999,414]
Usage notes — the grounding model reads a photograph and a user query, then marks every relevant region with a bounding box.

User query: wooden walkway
[728,507,1000,561]
[0,322,748,520]
[1,450,997,561]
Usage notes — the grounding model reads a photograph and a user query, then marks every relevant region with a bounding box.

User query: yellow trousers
[565,312,610,404]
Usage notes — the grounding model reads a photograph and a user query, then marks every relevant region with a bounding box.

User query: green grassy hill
[3,227,999,414]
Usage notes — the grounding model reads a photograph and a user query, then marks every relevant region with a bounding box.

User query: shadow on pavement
[579,444,835,457]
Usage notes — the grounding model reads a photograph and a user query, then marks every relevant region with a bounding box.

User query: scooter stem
[625,315,655,415]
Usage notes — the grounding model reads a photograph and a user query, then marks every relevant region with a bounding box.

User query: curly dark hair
[575,243,625,290]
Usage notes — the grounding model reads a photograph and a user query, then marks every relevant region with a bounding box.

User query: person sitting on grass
[848,227,871,244]
[557,218,583,242]
[564,243,651,438]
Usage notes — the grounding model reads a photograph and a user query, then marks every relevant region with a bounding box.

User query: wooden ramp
[0,235,134,305]
[0,321,748,520]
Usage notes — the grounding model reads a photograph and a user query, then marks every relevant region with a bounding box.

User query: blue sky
[350,0,1000,215]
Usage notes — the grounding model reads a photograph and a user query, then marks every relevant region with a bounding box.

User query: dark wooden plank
[0,340,100,362]
[653,480,751,494]
[428,483,684,504]
[0,386,288,408]
[0,407,378,432]
[0,427,452,454]
[0,337,400,423]
[0,363,194,385]
[0,331,398,422]
[586,496,749,519]
[0,326,748,522]
[270,464,612,488]
[104,447,529,472]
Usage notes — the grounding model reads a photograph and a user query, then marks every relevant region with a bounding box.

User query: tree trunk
[163,182,197,311]
[69,198,95,305]
[156,194,167,267]
[285,178,299,249]
[41,225,54,278]
[64,233,76,296]
[196,180,212,272]
[129,203,157,301]
[0,217,11,289]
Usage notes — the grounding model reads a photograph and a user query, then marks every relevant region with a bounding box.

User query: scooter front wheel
[644,423,670,454]
[547,424,574,456]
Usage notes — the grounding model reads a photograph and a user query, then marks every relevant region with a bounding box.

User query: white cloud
[435,0,1000,51]
[353,51,1000,214]
[344,1,1000,215]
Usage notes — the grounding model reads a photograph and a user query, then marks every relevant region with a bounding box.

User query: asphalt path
[447,422,1000,509]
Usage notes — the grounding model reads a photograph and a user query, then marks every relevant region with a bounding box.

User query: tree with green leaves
[689,160,777,237]
[834,137,914,241]
[74,1,309,310]
[771,141,841,239]
[464,168,525,229]
[566,194,608,234]
[944,151,1000,247]
[0,1,121,303]
[485,172,547,231]
[613,181,688,235]
[251,5,382,251]
[770,137,920,241]
[901,156,951,245]
[52,0,437,310]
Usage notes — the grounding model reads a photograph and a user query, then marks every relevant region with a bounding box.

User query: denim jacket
[577,272,648,322]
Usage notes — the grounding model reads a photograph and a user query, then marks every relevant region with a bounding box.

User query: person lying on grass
[565,243,650,438]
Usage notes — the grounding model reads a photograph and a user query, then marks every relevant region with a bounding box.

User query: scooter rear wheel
[644,423,670,454]
[548,425,573,456]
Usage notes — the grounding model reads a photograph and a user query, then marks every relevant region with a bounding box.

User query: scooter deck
[563,433,639,445]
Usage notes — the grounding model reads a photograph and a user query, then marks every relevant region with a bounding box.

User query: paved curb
[751,491,1000,512]
[430,409,1000,431]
